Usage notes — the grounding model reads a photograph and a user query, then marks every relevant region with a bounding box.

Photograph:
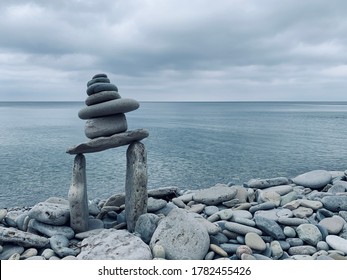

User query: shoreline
[1,169,347,260]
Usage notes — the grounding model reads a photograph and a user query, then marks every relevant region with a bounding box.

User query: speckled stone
[318,216,346,234]
[292,170,332,189]
[193,184,237,205]
[245,232,266,251]
[296,224,322,246]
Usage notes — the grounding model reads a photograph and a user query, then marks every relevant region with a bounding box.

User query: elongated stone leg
[125,141,148,232]
[68,154,89,233]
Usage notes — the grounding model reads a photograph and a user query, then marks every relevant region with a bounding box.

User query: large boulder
[150,208,210,260]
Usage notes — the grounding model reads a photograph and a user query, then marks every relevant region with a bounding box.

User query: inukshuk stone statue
[66,73,149,233]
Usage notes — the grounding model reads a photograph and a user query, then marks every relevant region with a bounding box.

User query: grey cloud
[0,0,347,101]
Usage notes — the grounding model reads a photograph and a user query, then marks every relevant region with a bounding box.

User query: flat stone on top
[66,129,149,154]
[78,98,139,119]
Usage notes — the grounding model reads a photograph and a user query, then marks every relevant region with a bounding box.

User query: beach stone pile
[1,169,347,260]
[78,73,139,139]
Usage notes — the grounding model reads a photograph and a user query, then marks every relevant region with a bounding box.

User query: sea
[1,101,347,208]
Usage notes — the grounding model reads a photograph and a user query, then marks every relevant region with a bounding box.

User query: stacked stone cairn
[67,74,149,234]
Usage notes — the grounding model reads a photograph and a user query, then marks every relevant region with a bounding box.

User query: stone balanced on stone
[67,73,149,233]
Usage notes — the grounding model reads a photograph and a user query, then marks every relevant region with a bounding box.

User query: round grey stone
[29,219,75,239]
[296,224,322,246]
[92,73,108,79]
[288,245,317,255]
[193,184,237,205]
[245,232,266,251]
[147,197,167,212]
[318,216,345,234]
[28,202,70,226]
[85,114,127,139]
[87,77,110,87]
[283,226,296,238]
[0,245,25,260]
[134,213,161,244]
[78,98,139,119]
[149,208,209,260]
[292,170,332,189]
[204,205,220,216]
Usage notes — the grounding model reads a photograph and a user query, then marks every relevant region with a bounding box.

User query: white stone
[78,229,152,259]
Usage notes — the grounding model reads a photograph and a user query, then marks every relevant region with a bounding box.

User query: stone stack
[78,73,140,139]
[67,74,149,234]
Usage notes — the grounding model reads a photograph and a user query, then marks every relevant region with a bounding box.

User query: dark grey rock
[134,213,160,244]
[29,219,75,239]
[249,202,276,213]
[85,114,127,139]
[50,234,79,258]
[86,83,118,95]
[286,238,304,247]
[321,196,347,211]
[87,77,110,87]
[78,98,139,119]
[0,245,25,260]
[92,73,107,79]
[254,216,285,240]
[0,227,49,248]
[66,128,149,154]
[148,187,180,199]
[125,141,148,232]
[85,91,121,106]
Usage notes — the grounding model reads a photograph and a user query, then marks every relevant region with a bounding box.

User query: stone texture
[149,208,209,260]
[321,196,347,211]
[254,216,285,240]
[292,170,332,189]
[28,202,70,226]
[0,227,49,248]
[78,98,139,119]
[0,245,25,260]
[49,235,79,258]
[288,245,317,255]
[192,184,237,205]
[66,128,149,154]
[147,197,167,212]
[244,177,290,189]
[125,141,148,232]
[134,213,161,244]
[85,114,128,139]
[68,154,89,233]
[296,224,322,246]
[28,219,75,239]
[85,91,121,106]
[78,229,152,259]
[224,221,262,235]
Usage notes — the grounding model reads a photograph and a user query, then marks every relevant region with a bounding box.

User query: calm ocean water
[1,101,347,208]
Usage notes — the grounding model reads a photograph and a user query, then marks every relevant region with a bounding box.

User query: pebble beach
[1,169,347,260]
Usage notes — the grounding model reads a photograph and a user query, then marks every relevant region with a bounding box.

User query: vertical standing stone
[125,141,148,232]
[68,154,89,233]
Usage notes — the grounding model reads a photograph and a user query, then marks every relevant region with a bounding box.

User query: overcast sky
[0,0,347,101]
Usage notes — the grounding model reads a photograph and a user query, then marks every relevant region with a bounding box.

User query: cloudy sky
[0,0,347,101]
